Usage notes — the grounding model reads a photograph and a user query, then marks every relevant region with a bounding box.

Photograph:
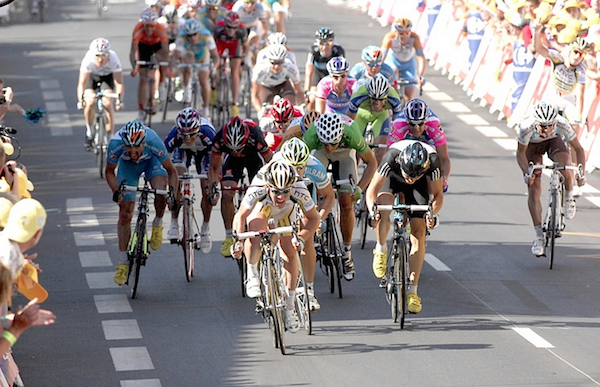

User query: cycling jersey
[349,63,397,92]
[388,112,446,147]
[164,118,216,173]
[175,27,217,64]
[213,24,248,57]
[231,0,267,30]
[79,50,123,77]
[348,83,403,116]
[517,114,576,145]
[547,49,587,95]
[383,31,423,84]
[211,120,270,157]
[251,59,301,87]
[132,22,169,46]
[260,108,303,151]
[303,115,369,155]
[306,43,345,79]
[198,6,227,33]
[315,75,357,114]
[157,16,181,43]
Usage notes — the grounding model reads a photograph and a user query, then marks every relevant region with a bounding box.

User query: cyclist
[164,107,216,253]
[516,100,586,256]
[380,17,426,102]
[262,0,290,33]
[207,116,273,256]
[231,160,319,332]
[106,120,179,286]
[279,111,320,145]
[77,37,124,151]
[278,138,334,310]
[157,4,181,45]
[256,32,297,65]
[302,112,377,280]
[304,28,345,112]
[259,97,303,151]
[231,0,269,65]
[349,45,397,92]
[348,74,402,163]
[251,44,303,116]
[213,10,249,117]
[388,98,451,191]
[315,56,356,115]
[130,8,170,121]
[198,0,227,34]
[366,140,443,314]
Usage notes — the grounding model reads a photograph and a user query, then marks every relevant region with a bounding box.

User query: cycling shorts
[384,55,418,85]
[354,109,392,138]
[222,153,263,183]
[381,176,429,219]
[257,82,295,105]
[312,148,358,192]
[138,43,163,68]
[117,157,168,201]
[525,137,569,177]
[86,74,115,92]
[171,149,210,175]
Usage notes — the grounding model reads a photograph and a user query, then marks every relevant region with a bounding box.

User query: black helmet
[315,27,334,42]
[399,142,430,178]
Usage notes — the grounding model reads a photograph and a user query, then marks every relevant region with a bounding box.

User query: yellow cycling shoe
[231,104,239,117]
[114,264,129,286]
[221,237,234,257]
[210,89,217,105]
[407,293,422,314]
[372,249,387,279]
[150,225,163,250]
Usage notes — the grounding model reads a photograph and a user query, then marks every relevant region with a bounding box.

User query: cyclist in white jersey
[232,0,269,64]
[231,160,319,332]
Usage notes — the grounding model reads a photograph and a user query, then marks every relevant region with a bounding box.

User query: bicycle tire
[295,253,312,335]
[399,235,409,329]
[267,257,286,354]
[182,199,194,281]
[322,218,335,294]
[95,116,106,179]
[388,239,399,323]
[96,0,103,16]
[327,215,344,299]
[357,199,368,249]
[548,189,558,270]
[218,77,230,128]
[162,77,172,123]
[129,230,145,299]
[191,81,198,110]
[237,254,247,297]
[240,66,252,118]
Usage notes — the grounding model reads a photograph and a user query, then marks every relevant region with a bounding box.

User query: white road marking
[425,91,453,102]
[425,253,451,271]
[120,380,162,387]
[512,327,555,348]
[74,231,105,246]
[67,198,93,213]
[457,114,490,126]
[69,214,99,227]
[103,320,143,340]
[440,101,472,113]
[473,125,509,138]
[493,138,517,151]
[86,272,119,289]
[42,90,64,100]
[45,101,68,112]
[40,79,60,89]
[79,251,112,267]
[110,347,155,371]
[94,294,133,314]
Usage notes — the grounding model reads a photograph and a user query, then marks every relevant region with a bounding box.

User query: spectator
[0,78,25,122]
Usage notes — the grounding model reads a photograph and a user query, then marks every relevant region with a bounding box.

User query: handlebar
[375,203,430,212]
[234,225,295,240]
[83,91,120,99]
[527,162,583,177]
[123,185,170,196]
[178,173,208,180]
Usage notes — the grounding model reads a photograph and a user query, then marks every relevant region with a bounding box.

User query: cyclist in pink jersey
[315,57,356,115]
[388,99,451,190]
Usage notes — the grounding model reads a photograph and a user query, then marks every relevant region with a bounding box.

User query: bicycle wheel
[182,199,194,281]
[398,236,409,328]
[161,76,172,123]
[96,0,103,16]
[95,116,106,178]
[295,253,312,335]
[357,198,369,249]
[327,216,344,299]
[388,239,400,323]
[218,77,230,128]
[547,189,558,270]
[129,231,146,299]
[239,65,252,118]
[267,256,286,354]
[191,81,198,110]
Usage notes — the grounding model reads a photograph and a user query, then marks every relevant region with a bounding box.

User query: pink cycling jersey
[387,116,447,147]
[316,76,356,114]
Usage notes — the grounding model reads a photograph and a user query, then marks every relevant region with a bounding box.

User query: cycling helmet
[270,98,295,123]
[326,56,349,75]
[175,107,202,134]
[224,10,240,27]
[183,18,202,36]
[361,45,384,64]
[315,27,335,42]
[90,38,110,55]
[532,100,558,125]
[163,4,178,21]
[223,116,250,150]
[266,161,298,190]
[302,111,320,130]
[404,98,430,124]
[121,120,147,146]
[268,32,287,46]
[316,113,344,144]
[570,37,590,53]
[141,8,159,23]
[280,138,310,167]
[394,17,413,31]
[205,0,222,5]
[187,0,202,8]
[366,73,390,99]
[266,44,288,61]
[399,142,430,178]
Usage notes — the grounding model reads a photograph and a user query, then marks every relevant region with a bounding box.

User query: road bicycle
[528,162,582,269]
[30,0,47,22]
[135,60,170,127]
[161,67,182,123]
[83,89,119,179]
[238,61,252,118]
[171,173,206,282]
[96,0,107,16]
[374,199,429,328]
[316,176,351,299]
[211,51,233,130]
[121,178,170,299]
[178,62,203,111]
[235,225,305,355]
[396,77,423,110]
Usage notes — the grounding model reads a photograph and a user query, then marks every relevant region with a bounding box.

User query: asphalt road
[2,0,600,386]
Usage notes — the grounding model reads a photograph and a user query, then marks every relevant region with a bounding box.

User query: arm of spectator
[533,24,550,59]
[1,299,56,357]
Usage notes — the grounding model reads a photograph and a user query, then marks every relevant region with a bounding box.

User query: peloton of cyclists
[231,0,270,65]
[315,56,356,115]
[259,97,303,151]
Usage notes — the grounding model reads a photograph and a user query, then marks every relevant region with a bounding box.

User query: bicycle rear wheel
[327,216,344,299]
[267,257,286,354]
[398,236,409,328]
[548,189,558,270]
[239,65,252,118]
[161,76,173,123]
[95,116,106,178]
[182,200,195,281]
[295,253,312,335]
[96,0,103,16]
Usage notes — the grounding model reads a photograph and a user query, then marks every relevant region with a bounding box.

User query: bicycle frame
[83,90,118,178]
[136,60,170,126]
[176,173,206,282]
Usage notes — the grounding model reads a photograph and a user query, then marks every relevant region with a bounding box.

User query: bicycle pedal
[255,300,264,314]
[379,278,387,288]
[169,238,179,244]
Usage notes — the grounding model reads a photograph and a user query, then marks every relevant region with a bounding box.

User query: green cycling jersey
[302,115,370,155]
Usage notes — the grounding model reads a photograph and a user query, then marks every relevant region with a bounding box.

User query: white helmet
[90,37,110,55]
[280,138,310,167]
[266,161,298,190]
[366,73,390,99]
[205,0,222,5]
[267,32,287,46]
[532,100,558,125]
[316,113,344,144]
[266,44,288,61]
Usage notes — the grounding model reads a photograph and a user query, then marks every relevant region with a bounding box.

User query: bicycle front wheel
[95,116,106,178]
[161,76,172,123]
[129,231,146,299]
[267,257,286,354]
[238,254,247,297]
[398,236,409,329]
[295,253,312,335]
[182,200,195,281]
[96,0,103,16]
[548,189,558,270]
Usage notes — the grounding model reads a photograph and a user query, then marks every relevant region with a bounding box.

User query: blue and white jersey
[107,126,169,165]
[164,118,216,172]
[349,62,397,92]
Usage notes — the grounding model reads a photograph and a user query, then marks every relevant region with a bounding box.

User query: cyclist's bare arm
[304,62,315,93]
[316,183,335,220]
[428,176,444,215]
[569,136,586,175]
[207,152,222,189]
[293,81,303,104]
[161,157,179,192]
[436,143,451,180]
[129,42,139,71]
[366,171,387,215]
[232,202,252,237]
[357,149,377,190]
[251,81,263,114]
[300,206,320,242]
[105,162,120,194]
[113,71,124,108]
[516,142,533,182]
[77,72,90,105]
[315,97,327,114]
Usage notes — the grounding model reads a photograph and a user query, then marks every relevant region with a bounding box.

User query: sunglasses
[270,188,291,195]
[245,0,257,3]
[318,41,334,46]
[180,132,199,138]
[537,122,554,129]
[408,120,425,127]
[208,6,219,10]
[274,120,290,127]
[332,74,347,80]
[366,62,383,67]
[270,60,284,65]
[188,32,199,37]
[226,24,238,29]
[295,165,305,172]
[324,142,340,147]
[95,53,108,58]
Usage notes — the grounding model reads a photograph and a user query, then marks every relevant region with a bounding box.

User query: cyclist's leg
[335,151,359,245]
[198,154,213,226]
[198,66,211,114]
[525,144,546,227]
[399,58,418,101]
[220,155,244,255]
[146,158,169,250]
[230,57,242,109]
[83,87,96,143]
[115,160,146,259]
[101,74,117,133]
[168,150,186,238]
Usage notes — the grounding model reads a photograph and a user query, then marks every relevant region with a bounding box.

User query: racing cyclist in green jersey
[302,112,377,281]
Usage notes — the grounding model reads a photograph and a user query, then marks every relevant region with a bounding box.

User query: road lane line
[79,251,112,267]
[110,347,155,371]
[74,231,105,246]
[103,320,143,340]
[120,380,162,387]
[425,253,451,271]
[69,214,99,227]
[66,198,93,213]
[86,272,120,289]
[512,327,554,348]
[457,114,490,126]
[94,294,133,314]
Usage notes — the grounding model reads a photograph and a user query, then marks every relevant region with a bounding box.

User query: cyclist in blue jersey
[106,120,178,286]
[349,45,397,92]
[279,111,320,146]
[163,108,216,253]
